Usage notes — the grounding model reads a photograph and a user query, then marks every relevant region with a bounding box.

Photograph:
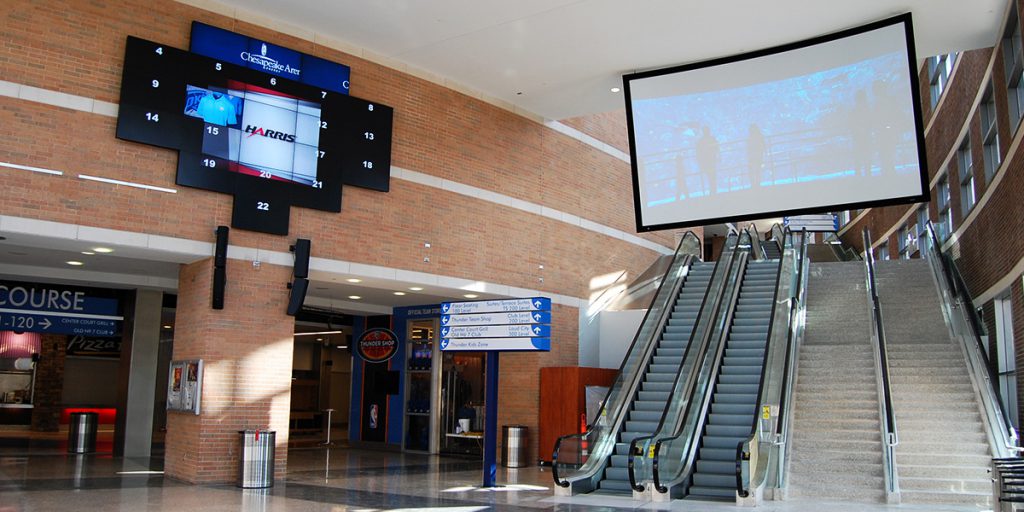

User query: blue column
[482,352,499,487]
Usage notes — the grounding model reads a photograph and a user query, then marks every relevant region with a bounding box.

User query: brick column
[164,257,295,484]
[31,334,66,431]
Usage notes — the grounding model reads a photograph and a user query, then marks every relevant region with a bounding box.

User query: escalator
[553,232,737,496]
[596,262,713,494]
[686,260,780,500]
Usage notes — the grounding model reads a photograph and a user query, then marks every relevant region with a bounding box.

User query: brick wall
[164,258,295,484]
[30,334,65,431]
[561,110,631,154]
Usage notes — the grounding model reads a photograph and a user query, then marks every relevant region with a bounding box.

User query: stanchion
[321,409,335,446]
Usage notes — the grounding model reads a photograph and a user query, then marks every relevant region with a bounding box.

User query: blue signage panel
[441,297,551,315]
[190,22,351,94]
[441,324,550,339]
[441,337,550,352]
[441,311,549,326]
[0,281,122,336]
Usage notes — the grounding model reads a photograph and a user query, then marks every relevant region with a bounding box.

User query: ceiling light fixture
[92,247,114,253]
[335,345,348,349]
[66,261,84,266]
[610,87,621,93]
[409,287,424,291]
[348,295,362,300]
[393,291,406,296]
[294,330,343,337]
[81,251,95,255]
[463,294,479,299]
[346,278,362,283]
[162,325,172,329]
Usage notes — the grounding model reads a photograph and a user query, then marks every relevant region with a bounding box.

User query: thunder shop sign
[356,328,398,363]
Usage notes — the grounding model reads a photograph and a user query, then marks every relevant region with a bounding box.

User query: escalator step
[706,424,753,438]
[702,435,746,449]
[718,373,759,385]
[711,403,755,416]
[708,413,752,426]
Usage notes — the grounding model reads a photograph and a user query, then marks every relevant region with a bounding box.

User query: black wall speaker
[291,238,311,278]
[212,226,229,309]
[214,226,229,268]
[286,278,309,316]
[212,266,226,309]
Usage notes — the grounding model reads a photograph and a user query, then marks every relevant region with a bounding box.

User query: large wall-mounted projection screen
[624,14,928,232]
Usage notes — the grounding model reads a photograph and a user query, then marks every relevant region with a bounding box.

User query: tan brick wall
[165,258,295,484]
[561,109,631,154]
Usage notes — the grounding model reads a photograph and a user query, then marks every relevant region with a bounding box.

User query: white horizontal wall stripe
[0,79,670,255]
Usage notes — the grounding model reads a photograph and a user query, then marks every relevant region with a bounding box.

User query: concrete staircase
[787,261,886,503]
[874,259,992,509]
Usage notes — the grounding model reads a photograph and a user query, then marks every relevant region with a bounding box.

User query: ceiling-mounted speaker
[287,278,309,316]
[291,238,311,279]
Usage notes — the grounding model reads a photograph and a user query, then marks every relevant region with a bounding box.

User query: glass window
[897,225,911,259]
[916,206,931,253]
[837,210,851,227]
[877,241,890,261]
[981,81,1001,182]
[937,175,954,240]
[929,53,957,110]
[958,137,975,216]
[1003,6,1024,132]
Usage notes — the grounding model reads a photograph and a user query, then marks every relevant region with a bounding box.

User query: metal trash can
[238,430,275,488]
[502,425,529,468]
[67,412,98,453]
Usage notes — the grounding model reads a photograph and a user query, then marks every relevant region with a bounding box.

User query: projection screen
[624,14,928,232]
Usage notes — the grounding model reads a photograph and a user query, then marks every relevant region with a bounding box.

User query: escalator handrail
[734,227,805,498]
[775,228,808,438]
[862,228,899,497]
[626,229,745,491]
[651,230,754,494]
[747,223,766,260]
[922,222,1019,453]
[553,231,701,488]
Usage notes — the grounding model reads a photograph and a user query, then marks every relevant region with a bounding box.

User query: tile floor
[0,440,996,511]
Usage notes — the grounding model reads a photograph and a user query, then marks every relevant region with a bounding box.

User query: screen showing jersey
[184,81,321,186]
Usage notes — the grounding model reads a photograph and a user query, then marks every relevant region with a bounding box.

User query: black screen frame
[622,13,930,233]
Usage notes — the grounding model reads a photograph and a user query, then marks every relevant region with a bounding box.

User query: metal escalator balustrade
[625,231,752,493]
[552,231,708,495]
[735,228,809,503]
[596,261,715,494]
[646,230,754,500]
[686,259,781,500]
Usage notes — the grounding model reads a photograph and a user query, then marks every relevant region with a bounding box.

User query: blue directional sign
[441,337,550,352]
[441,311,550,327]
[441,297,550,315]
[0,281,122,336]
[441,324,550,339]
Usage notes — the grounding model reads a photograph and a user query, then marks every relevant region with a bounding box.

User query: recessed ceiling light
[348,295,361,300]
[316,338,323,341]
[393,291,406,296]
[66,261,84,266]
[81,251,95,255]
[336,345,348,349]
[346,278,362,283]
[162,325,172,329]
[92,247,114,253]
[463,294,478,299]
[610,87,621,93]
[409,287,424,291]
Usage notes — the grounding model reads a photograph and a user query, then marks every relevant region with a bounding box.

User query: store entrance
[440,351,486,456]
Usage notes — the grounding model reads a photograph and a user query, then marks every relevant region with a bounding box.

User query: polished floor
[0,436,996,511]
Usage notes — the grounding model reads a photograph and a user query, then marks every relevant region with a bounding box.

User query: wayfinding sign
[0,281,122,336]
[439,297,551,352]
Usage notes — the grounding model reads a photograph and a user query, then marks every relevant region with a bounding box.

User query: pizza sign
[356,328,398,363]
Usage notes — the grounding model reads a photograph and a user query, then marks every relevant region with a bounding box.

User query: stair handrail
[650,230,754,498]
[626,227,747,491]
[773,228,809,492]
[862,228,900,500]
[735,227,808,501]
[823,231,862,261]
[921,222,1020,457]
[552,231,702,493]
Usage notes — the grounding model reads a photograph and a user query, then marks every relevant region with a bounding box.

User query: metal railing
[735,228,808,502]
[649,230,754,499]
[921,222,1020,458]
[626,230,745,492]
[862,229,899,501]
[552,232,702,494]
[747,223,766,260]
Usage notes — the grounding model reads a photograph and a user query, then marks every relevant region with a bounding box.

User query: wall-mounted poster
[167,359,203,415]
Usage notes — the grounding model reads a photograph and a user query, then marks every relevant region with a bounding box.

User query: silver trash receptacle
[238,430,275,488]
[67,412,98,453]
[502,425,529,468]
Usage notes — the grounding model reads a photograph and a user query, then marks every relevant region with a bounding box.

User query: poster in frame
[167,359,204,415]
